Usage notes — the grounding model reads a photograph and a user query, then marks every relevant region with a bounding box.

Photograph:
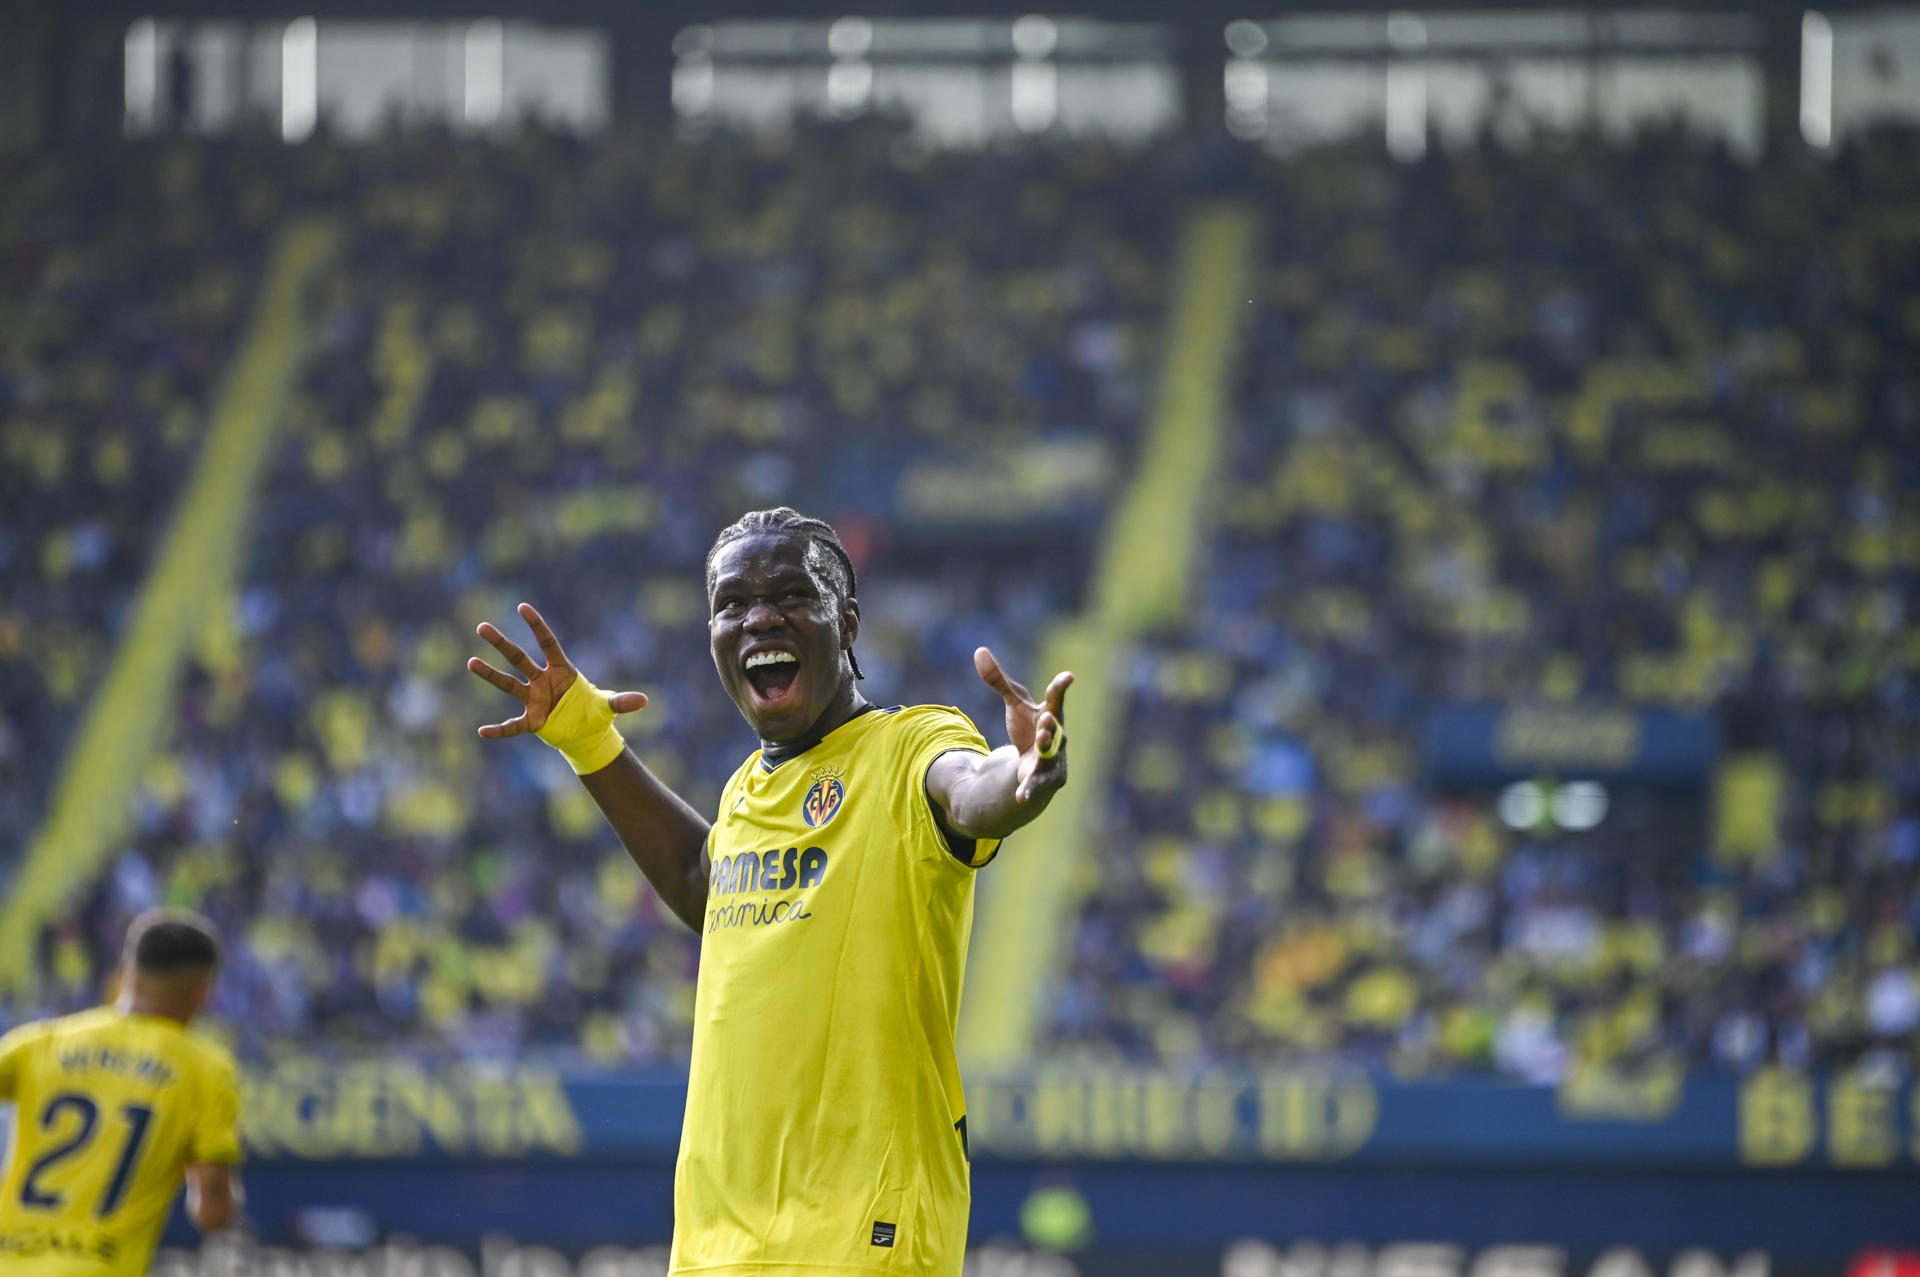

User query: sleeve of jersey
[0,1023,41,1100]
[902,705,1002,870]
[189,1054,245,1165]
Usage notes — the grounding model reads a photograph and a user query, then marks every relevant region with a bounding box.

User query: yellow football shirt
[671,705,1001,1277]
[0,1007,242,1276]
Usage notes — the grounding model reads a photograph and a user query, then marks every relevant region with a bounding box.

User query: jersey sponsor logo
[0,1225,118,1264]
[801,776,846,828]
[871,1221,897,1248]
[712,846,828,895]
[706,898,814,932]
[706,845,830,933]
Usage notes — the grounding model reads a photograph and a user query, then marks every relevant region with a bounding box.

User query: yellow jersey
[0,1007,242,1276]
[671,705,1000,1277]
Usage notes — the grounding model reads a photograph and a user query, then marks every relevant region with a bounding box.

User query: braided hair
[705,507,866,680]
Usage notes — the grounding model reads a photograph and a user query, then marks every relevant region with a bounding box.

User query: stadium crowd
[1046,128,1920,1083]
[16,122,1168,1064]
[6,122,1917,1082]
[0,143,282,873]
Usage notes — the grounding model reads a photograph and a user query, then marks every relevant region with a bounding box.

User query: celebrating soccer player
[0,910,243,1274]
[467,506,1071,1275]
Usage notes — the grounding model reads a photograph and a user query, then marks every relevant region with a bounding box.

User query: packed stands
[0,143,284,883]
[14,122,1171,1063]
[1045,129,1920,1082]
[11,123,1918,1083]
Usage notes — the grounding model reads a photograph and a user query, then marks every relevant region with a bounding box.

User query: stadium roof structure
[34,0,1865,142]
[57,0,1901,15]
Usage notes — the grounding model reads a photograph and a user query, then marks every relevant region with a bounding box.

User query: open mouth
[742,651,801,705]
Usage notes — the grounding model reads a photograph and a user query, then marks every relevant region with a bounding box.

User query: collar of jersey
[755,703,899,773]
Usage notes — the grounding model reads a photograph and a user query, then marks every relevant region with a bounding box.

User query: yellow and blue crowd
[9,121,1168,1065]
[6,121,1918,1083]
[0,143,286,860]
[1046,128,1920,1083]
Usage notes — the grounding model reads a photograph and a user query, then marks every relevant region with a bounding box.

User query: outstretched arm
[926,647,1072,843]
[581,752,711,931]
[469,603,711,931]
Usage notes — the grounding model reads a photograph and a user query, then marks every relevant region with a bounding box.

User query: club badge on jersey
[801,769,847,828]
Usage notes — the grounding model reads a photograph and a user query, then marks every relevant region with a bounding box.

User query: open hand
[974,646,1073,803]
[466,602,647,739]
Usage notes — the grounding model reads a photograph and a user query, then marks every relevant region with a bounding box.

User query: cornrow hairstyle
[705,507,865,680]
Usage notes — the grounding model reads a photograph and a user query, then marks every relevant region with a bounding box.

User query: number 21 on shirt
[18,1092,156,1217]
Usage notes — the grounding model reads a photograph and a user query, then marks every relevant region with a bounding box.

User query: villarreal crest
[802,772,846,828]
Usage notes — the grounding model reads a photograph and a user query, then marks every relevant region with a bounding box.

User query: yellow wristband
[1038,726,1066,760]
[537,677,629,775]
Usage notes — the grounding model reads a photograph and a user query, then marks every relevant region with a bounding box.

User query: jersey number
[18,1093,155,1217]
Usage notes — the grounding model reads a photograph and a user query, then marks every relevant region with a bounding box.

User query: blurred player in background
[468,506,1072,1277]
[0,909,243,1275]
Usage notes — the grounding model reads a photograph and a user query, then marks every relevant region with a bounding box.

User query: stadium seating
[11,124,1918,1083]
[1044,128,1920,1081]
[13,122,1170,1063]
[0,142,284,893]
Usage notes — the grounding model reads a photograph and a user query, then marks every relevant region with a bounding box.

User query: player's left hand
[974,646,1073,803]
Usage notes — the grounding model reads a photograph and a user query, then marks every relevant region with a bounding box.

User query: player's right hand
[973,646,1072,803]
[466,602,648,739]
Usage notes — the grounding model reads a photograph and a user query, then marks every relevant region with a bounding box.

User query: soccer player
[0,909,243,1274]
[468,507,1071,1276]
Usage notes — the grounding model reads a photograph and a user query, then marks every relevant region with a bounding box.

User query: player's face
[709,533,858,742]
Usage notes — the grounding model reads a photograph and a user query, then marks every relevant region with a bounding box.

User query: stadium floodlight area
[670,16,1180,145]
[1224,7,1769,157]
[111,6,1920,151]
[280,17,317,143]
[1828,7,1920,140]
[119,17,608,138]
